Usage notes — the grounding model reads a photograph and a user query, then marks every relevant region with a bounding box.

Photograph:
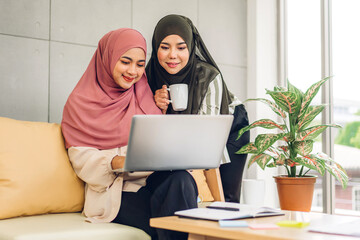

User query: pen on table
[206,206,240,211]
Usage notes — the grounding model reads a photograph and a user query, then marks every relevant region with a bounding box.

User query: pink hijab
[61,28,161,149]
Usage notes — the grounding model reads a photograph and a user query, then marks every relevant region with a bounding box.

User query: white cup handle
[166,88,172,102]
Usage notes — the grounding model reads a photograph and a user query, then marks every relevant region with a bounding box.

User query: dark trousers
[112,170,198,240]
[220,104,250,203]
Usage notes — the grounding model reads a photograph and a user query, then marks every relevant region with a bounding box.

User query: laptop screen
[123,114,233,172]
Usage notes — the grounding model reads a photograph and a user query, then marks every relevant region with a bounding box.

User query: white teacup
[242,179,265,206]
[167,84,188,111]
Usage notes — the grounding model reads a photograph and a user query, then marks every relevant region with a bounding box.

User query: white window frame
[353,186,360,211]
[278,0,335,214]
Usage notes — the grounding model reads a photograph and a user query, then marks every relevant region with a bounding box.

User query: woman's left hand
[111,155,125,170]
[154,85,169,114]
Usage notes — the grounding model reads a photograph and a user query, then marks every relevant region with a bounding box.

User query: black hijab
[146,14,231,114]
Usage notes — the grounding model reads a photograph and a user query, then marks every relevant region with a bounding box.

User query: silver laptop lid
[123,114,233,172]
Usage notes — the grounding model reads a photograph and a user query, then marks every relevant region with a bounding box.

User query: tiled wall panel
[0,0,50,39]
[49,42,96,123]
[0,35,49,121]
[219,65,247,101]
[133,0,198,54]
[0,0,247,122]
[51,0,132,46]
[199,0,247,67]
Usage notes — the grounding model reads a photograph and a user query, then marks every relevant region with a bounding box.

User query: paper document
[175,202,284,221]
[308,219,360,237]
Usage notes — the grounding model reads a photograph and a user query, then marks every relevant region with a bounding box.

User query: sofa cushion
[0,213,150,240]
[0,117,85,219]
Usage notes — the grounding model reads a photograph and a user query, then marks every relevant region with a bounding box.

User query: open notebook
[175,202,284,221]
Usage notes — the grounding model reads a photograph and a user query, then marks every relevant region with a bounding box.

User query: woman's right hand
[154,85,170,114]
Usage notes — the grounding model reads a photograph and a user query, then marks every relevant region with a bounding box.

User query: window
[332,0,360,215]
[283,0,360,215]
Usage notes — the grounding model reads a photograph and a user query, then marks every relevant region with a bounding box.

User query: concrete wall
[0,0,247,123]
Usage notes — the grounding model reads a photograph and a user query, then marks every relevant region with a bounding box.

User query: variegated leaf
[264,146,281,159]
[266,90,301,115]
[296,124,341,141]
[283,133,294,143]
[244,98,286,118]
[314,151,349,189]
[297,105,325,131]
[254,133,286,153]
[274,86,287,91]
[236,142,258,154]
[266,162,277,168]
[237,119,285,140]
[299,77,329,115]
[277,154,287,165]
[293,140,314,156]
[278,145,289,153]
[288,80,304,96]
[287,80,304,115]
[324,163,348,189]
[286,158,300,167]
[313,152,349,188]
[247,153,273,170]
[294,155,325,175]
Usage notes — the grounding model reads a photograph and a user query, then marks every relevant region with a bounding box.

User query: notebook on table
[120,114,233,172]
[175,202,284,221]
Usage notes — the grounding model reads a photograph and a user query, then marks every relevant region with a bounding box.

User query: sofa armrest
[204,168,224,202]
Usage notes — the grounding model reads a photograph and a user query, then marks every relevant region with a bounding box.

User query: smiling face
[112,47,146,89]
[157,34,190,74]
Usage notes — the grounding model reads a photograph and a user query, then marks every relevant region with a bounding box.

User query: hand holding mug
[154,85,170,114]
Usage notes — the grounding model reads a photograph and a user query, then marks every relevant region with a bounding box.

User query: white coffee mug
[167,84,188,111]
[242,179,265,206]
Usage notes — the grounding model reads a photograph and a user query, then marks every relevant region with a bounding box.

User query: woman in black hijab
[146,14,250,203]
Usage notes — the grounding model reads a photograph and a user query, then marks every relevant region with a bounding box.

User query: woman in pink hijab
[62,28,197,240]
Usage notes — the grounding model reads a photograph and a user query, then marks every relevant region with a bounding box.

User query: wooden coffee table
[150,211,359,240]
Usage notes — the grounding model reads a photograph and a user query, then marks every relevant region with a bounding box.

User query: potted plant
[236,77,348,211]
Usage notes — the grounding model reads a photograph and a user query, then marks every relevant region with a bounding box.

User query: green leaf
[299,77,329,115]
[266,162,277,168]
[324,163,349,189]
[313,152,348,189]
[236,142,258,154]
[278,145,289,153]
[237,119,285,140]
[263,146,281,159]
[294,155,326,175]
[254,133,286,153]
[283,133,294,143]
[288,80,304,97]
[274,86,287,91]
[297,105,326,131]
[266,90,301,115]
[247,153,273,170]
[275,154,287,165]
[287,80,304,116]
[296,124,341,141]
[286,159,300,167]
[244,98,286,118]
[293,140,314,156]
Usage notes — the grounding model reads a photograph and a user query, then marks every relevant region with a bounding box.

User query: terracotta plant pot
[274,175,317,212]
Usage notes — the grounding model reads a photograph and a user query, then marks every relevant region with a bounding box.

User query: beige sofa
[0,117,223,240]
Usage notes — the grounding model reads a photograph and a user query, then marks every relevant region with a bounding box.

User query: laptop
[122,114,233,172]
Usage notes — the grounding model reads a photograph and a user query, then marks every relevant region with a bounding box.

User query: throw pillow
[0,117,84,219]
